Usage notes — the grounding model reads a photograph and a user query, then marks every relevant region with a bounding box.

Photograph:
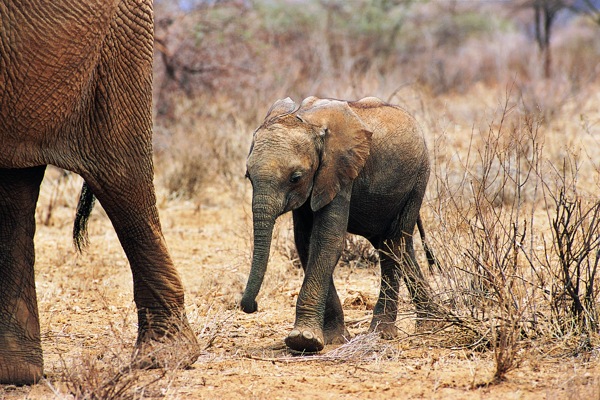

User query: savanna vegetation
[3,1,600,398]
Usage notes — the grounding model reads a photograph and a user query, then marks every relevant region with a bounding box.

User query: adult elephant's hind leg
[84,174,200,369]
[0,166,46,384]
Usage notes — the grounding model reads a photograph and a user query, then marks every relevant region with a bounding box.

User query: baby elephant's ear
[263,97,298,123]
[297,98,373,212]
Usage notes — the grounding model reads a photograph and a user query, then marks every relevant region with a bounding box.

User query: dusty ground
[1,170,599,400]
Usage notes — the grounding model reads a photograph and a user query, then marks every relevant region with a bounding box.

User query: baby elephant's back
[348,97,428,171]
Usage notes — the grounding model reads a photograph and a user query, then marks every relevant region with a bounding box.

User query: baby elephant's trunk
[240,204,276,313]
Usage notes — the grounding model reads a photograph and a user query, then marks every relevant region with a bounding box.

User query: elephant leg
[323,277,350,344]
[292,206,312,269]
[286,192,350,352]
[0,166,46,384]
[73,12,199,366]
[398,234,438,325]
[83,175,199,368]
[370,233,436,338]
[369,245,402,339]
[293,207,349,346]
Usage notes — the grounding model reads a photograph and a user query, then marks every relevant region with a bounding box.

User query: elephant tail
[73,182,96,252]
[417,215,441,273]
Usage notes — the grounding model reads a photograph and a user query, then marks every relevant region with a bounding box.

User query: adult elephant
[0,0,199,385]
[241,96,439,353]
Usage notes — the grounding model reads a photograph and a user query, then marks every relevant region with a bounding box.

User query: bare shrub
[538,162,600,341]
[340,235,379,269]
[154,98,251,200]
[44,298,228,399]
[425,93,546,382]
[48,352,168,400]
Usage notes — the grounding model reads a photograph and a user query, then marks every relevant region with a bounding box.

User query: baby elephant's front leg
[285,278,350,352]
[285,197,350,352]
[285,264,333,352]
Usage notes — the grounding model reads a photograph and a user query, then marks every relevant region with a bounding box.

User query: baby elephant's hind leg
[369,247,402,339]
[396,234,437,322]
[370,234,437,338]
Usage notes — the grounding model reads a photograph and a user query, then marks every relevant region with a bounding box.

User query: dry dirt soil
[1,171,599,400]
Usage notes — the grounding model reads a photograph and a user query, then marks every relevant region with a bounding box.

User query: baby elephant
[241,96,437,353]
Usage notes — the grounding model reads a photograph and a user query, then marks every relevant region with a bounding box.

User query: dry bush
[43,302,229,399]
[340,235,380,269]
[423,86,600,382]
[538,166,600,342]
[48,352,168,400]
[153,97,251,200]
[42,302,167,400]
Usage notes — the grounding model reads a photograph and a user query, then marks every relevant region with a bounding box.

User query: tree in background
[517,0,600,78]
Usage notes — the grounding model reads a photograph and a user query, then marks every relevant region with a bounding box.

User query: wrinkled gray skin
[241,96,437,353]
[0,0,199,385]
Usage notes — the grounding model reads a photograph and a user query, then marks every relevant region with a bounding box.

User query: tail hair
[416,215,442,273]
[73,182,96,252]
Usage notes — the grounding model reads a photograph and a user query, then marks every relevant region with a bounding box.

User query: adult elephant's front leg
[84,172,200,368]
[0,166,46,385]
[286,191,351,352]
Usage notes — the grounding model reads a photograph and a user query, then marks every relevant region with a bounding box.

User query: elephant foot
[285,328,324,353]
[0,331,44,385]
[0,347,43,385]
[0,360,43,386]
[132,317,201,370]
[324,323,350,345]
[369,320,399,340]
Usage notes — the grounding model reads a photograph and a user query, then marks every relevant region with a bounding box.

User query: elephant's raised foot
[369,320,399,340]
[285,329,324,353]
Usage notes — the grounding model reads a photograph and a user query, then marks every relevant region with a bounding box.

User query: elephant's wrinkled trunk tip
[240,296,258,313]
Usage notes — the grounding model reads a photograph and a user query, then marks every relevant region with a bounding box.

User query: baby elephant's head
[246,96,373,216]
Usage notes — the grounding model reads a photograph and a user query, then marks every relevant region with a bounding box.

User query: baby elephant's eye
[290,171,302,184]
